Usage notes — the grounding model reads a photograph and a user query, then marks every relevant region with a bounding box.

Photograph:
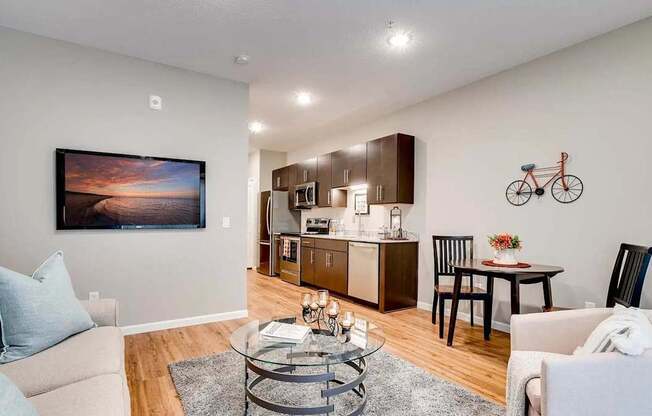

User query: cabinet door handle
[380,185,383,201]
[327,190,331,205]
[276,177,280,187]
[310,249,314,264]
[376,185,380,202]
[303,170,307,182]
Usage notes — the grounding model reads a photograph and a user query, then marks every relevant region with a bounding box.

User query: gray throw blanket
[506,351,567,416]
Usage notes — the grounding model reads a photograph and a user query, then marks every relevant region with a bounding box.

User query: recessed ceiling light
[386,20,412,49]
[234,54,250,65]
[388,32,411,48]
[295,91,313,106]
[249,121,264,134]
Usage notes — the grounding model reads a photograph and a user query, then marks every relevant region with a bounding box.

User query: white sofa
[0,299,130,416]
[510,308,652,416]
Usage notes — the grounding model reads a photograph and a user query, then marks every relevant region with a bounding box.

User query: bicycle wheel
[505,180,532,206]
[552,175,583,203]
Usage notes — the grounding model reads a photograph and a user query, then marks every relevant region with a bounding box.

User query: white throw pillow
[574,304,652,356]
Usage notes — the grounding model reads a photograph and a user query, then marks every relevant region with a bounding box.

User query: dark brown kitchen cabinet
[314,249,348,295]
[297,158,317,184]
[331,144,366,188]
[300,238,315,284]
[287,164,299,209]
[317,154,347,208]
[367,134,414,204]
[272,166,289,191]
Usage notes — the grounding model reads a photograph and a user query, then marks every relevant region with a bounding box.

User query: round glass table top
[229,316,385,367]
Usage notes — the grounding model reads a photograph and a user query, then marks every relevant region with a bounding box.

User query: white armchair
[509,308,652,416]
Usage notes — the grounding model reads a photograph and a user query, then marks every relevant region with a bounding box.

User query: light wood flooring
[125,270,510,415]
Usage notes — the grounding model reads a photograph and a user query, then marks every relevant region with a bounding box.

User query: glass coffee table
[230,316,385,415]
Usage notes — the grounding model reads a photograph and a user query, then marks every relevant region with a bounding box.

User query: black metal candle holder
[302,305,339,336]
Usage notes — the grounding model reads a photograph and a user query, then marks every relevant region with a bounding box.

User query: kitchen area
[256,133,419,313]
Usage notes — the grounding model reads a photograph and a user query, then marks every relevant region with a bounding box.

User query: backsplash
[301,190,415,237]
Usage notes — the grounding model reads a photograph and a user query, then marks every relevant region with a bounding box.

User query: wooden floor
[126,270,510,415]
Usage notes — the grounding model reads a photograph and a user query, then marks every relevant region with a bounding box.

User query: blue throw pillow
[0,373,38,416]
[0,251,95,364]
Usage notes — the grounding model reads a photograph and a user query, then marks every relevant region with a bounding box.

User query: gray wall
[0,27,249,326]
[289,17,652,326]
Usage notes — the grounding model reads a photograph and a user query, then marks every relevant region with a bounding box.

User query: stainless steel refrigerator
[256,190,301,276]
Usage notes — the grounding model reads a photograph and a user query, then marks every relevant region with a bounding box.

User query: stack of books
[259,322,311,344]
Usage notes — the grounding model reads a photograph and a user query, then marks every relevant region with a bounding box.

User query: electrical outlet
[89,291,100,302]
[584,301,596,309]
[222,216,231,228]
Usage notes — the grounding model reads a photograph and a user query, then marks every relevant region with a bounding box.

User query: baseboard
[120,309,249,335]
[416,301,510,333]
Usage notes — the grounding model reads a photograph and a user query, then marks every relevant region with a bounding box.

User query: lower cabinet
[314,249,348,295]
[299,237,419,313]
[300,246,315,284]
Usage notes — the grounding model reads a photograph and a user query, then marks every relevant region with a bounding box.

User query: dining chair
[544,243,652,311]
[432,235,492,339]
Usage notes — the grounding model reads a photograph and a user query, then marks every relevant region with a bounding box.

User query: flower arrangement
[488,233,522,251]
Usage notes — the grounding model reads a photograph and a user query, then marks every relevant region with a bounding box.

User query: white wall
[288,18,652,325]
[258,149,286,192]
[246,149,287,269]
[247,150,261,268]
[0,27,249,327]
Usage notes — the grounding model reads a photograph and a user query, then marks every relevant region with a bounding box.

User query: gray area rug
[169,350,504,415]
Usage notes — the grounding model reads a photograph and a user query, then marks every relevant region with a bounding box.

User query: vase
[494,248,518,265]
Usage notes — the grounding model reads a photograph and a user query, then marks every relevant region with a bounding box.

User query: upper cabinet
[317,154,347,208]
[287,163,299,209]
[331,143,366,188]
[271,133,414,207]
[367,134,414,204]
[297,158,317,184]
[272,166,289,191]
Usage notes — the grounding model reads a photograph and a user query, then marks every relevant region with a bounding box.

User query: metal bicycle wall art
[505,152,583,206]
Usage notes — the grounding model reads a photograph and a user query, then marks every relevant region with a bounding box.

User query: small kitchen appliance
[294,182,318,208]
[304,218,330,235]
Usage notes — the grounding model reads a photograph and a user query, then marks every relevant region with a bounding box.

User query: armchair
[509,308,652,416]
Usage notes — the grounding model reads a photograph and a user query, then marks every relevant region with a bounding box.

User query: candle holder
[301,291,341,336]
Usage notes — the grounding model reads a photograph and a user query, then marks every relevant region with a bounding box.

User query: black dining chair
[432,235,493,339]
[606,243,652,308]
[544,243,652,311]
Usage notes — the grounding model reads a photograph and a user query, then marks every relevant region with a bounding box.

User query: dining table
[446,259,564,346]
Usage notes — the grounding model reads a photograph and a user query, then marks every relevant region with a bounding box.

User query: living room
[1,2,652,416]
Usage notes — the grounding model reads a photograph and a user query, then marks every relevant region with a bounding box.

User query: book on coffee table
[259,321,311,344]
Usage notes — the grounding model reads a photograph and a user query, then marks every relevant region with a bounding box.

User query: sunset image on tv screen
[62,152,202,227]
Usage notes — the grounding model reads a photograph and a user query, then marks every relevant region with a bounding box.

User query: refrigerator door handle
[266,197,271,235]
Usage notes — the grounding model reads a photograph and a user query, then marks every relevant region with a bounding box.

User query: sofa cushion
[0,251,95,363]
[526,377,541,415]
[0,373,38,416]
[29,374,128,416]
[0,326,124,398]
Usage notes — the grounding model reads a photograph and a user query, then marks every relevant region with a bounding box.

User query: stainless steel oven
[280,235,301,285]
[295,182,317,208]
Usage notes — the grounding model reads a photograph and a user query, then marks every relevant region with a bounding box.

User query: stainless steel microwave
[295,182,317,208]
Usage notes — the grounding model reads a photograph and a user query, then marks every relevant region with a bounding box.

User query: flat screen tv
[56,149,206,230]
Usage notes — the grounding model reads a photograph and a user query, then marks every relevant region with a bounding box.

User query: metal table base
[243,356,368,415]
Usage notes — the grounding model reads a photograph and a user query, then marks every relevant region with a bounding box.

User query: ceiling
[1,1,651,151]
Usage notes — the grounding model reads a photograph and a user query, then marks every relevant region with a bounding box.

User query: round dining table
[446,259,564,346]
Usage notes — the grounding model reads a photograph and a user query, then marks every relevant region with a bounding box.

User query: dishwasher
[347,242,379,304]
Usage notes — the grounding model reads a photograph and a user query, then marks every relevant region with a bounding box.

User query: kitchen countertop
[300,233,418,244]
